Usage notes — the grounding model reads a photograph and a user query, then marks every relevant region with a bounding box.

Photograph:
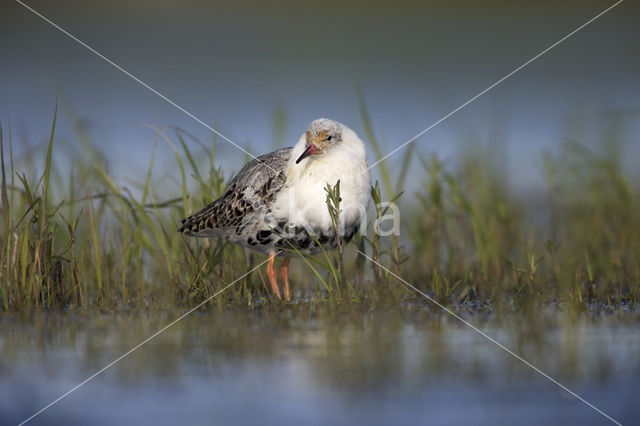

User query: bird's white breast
[270,136,370,234]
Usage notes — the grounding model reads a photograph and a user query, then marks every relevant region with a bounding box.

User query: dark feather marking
[178,148,291,235]
[256,230,272,242]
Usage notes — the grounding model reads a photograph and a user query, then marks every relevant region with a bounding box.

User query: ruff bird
[179,118,370,300]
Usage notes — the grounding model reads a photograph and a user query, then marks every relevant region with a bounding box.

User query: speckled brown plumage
[178,148,290,239]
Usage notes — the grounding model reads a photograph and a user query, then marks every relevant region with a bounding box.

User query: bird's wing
[178,148,291,236]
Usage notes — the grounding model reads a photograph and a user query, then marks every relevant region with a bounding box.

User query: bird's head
[295,118,344,164]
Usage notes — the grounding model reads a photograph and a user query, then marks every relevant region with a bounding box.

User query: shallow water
[2,306,639,425]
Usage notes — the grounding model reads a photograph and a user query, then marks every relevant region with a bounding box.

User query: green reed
[0,106,638,311]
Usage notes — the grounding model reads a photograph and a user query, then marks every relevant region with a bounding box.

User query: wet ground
[2,306,639,425]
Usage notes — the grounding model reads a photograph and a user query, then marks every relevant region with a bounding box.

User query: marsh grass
[0,107,638,312]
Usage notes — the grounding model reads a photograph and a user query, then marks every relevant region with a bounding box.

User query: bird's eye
[326,135,333,141]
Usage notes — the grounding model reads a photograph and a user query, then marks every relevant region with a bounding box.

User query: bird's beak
[296,144,318,164]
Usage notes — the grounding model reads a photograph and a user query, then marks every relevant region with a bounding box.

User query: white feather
[270,120,370,234]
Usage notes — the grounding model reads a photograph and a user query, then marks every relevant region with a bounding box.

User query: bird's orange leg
[280,257,291,302]
[267,252,281,299]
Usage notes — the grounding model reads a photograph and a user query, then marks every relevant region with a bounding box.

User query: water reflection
[1,306,639,424]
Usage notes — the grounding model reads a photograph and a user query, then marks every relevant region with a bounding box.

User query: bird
[178,118,370,301]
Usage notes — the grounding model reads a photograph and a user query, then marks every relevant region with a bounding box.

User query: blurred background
[2,2,640,424]
[1,0,638,197]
